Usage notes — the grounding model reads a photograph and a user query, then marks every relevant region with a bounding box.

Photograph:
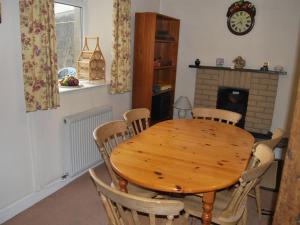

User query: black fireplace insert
[217,87,249,128]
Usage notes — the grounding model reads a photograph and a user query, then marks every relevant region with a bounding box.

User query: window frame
[54,0,107,93]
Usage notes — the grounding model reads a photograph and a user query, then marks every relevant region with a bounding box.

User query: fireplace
[217,87,249,128]
[194,68,279,135]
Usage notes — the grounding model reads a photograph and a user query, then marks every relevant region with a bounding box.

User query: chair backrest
[123,108,150,135]
[192,107,242,125]
[254,128,284,149]
[89,169,184,225]
[218,144,274,224]
[250,128,284,168]
[93,120,130,186]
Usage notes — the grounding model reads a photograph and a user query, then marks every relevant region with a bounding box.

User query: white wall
[0,0,159,222]
[132,0,160,14]
[160,0,300,131]
[0,0,35,211]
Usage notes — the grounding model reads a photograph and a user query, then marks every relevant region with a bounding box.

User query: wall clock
[226,1,256,36]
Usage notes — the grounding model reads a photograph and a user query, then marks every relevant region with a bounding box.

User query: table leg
[202,191,215,225]
[119,178,128,193]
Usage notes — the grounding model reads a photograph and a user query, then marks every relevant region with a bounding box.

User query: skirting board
[0,161,103,224]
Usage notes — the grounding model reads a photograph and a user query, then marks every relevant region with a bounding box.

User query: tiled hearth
[194,68,279,134]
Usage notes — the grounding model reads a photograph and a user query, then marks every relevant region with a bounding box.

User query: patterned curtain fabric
[110,0,131,94]
[19,0,60,112]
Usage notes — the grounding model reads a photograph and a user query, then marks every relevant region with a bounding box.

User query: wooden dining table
[110,119,255,225]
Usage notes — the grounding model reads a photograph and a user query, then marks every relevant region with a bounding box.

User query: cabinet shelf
[154,65,176,70]
[152,88,173,96]
[155,39,177,43]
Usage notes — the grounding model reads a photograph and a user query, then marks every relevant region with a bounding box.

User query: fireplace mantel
[189,65,287,75]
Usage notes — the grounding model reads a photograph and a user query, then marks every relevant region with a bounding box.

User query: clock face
[228,10,254,35]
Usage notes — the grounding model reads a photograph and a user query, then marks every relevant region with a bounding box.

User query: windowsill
[59,80,108,94]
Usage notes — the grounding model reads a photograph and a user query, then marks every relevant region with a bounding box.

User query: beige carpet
[3,163,276,225]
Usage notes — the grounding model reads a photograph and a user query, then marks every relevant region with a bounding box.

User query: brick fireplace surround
[194,68,279,134]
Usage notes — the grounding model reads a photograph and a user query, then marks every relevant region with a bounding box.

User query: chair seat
[182,189,248,225]
[158,190,232,219]
[183,190,232,220]
[128,183,158,198]
[111,182,157,198]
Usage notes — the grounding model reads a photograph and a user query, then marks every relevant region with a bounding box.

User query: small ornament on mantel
[216,58,224,67]
[260,62,269,71]
[274,65,284,72]
[233,56,246,69]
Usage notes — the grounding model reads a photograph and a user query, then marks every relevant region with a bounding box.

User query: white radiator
[64,106,112,177]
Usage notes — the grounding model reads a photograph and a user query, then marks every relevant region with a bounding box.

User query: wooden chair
[249,128,284,218]
[93,120,157,198]
[192,107,242,125]
[254,128,284,149]
[123,108,150,135]
[89,168,184,225]
[182,143,274,225]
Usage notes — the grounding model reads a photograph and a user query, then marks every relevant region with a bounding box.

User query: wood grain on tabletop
[110,119,255,194]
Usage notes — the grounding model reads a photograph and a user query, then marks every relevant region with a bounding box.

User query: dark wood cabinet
[132,12,180,123]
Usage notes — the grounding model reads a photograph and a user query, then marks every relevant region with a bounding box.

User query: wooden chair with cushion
[93,120,157,198]
[89,168,184,225]
[123,108,150,135]
[192,107,242,125]
[182,143,274,225]
[249,128,284,218]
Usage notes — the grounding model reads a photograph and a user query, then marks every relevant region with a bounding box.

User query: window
[54,2,83,74]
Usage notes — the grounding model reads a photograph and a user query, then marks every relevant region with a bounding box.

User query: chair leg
[255,184,262,219]
[191,217,197,225]
[237,208,248,225]
[183,213,191,225]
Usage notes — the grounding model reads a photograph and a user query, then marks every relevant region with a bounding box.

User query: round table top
[110,119,255,193]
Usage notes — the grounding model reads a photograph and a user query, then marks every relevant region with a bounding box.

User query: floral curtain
[110,0,131,94]
[19,0,60,112]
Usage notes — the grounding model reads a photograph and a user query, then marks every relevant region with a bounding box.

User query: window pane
[55,3,82,71]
